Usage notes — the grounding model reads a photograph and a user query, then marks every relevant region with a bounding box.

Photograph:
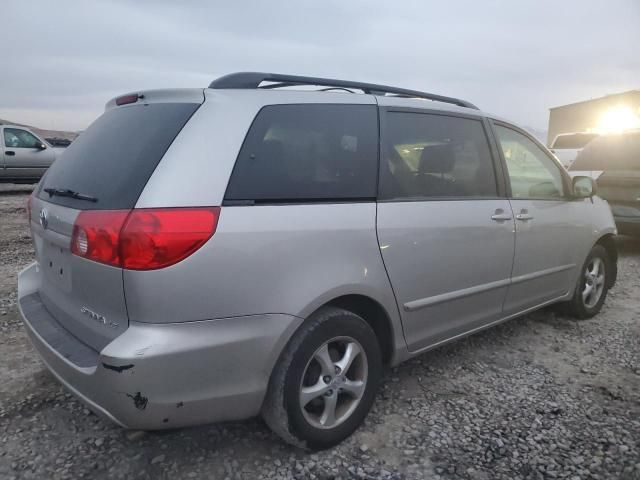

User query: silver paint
[17,87,618,433]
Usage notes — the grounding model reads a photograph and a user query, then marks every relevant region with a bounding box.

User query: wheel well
[324,295,394,366]
[596,234,618,288]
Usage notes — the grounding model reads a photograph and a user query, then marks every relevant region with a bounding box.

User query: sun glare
[595,105,640,133]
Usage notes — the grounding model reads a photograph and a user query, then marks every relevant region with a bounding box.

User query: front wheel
[564,244,610,319]
[262,307,382,449]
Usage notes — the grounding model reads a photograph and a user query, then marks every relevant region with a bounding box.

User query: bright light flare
[596,106,640,134]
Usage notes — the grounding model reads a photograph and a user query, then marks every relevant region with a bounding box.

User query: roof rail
[208,72,479,110]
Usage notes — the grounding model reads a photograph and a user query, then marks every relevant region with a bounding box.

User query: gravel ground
[0,187,639,480]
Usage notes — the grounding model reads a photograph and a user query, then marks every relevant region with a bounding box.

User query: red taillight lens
[71,210,130,267]
[70,208,220,270]
[120,208,219,270]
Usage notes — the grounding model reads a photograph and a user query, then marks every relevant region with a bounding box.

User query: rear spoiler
[105,89,206,110]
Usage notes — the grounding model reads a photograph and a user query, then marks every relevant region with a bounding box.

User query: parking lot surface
[1,187,638,479]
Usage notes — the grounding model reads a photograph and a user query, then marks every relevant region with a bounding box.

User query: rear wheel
[262,307,382,449]
[564,245,610,319]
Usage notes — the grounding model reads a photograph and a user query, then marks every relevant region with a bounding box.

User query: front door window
[4,128,41,149]
[494,125,565,199]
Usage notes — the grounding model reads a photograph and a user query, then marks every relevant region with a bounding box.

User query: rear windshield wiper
[43,187,98,203]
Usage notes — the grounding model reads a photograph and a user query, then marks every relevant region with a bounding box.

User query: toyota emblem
[39,209,48,229]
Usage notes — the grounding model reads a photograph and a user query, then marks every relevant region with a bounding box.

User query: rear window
[571,132,640,171]
[37,102,200,210]
[224,104,378,203]
[551,133,598,149]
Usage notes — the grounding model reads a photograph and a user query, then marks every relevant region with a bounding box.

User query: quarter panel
[136,90,377,209]
[122,203,403,352]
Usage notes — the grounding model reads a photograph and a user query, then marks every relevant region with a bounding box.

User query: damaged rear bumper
[18,262,302,430]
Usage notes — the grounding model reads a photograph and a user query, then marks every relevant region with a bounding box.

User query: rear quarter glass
[37,102,200,210]
[224,104,379,202]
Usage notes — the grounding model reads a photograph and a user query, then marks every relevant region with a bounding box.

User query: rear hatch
[31,91,202,351]
[570,131,640,217]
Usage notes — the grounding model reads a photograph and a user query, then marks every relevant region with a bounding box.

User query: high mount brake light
[115,94,143,106]
[71,207,220,270]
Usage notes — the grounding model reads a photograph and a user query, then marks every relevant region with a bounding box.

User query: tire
[262,307,382,450]
[563,244,610,319]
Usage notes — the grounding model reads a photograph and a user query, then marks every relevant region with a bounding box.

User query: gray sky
[2,0,639,132]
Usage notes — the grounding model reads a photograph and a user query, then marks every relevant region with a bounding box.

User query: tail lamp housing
[70,207,220,270]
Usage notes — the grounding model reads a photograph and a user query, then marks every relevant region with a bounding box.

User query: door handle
[5,151,15,156]
[491,208,512,222]
[516,213,534,221]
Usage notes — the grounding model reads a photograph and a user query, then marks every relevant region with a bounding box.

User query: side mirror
[572,175,596,198]
[36,142,47,150]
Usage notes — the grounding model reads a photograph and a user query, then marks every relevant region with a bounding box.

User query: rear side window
[224,104,378,203]
[571,132,640,171]
[38,103,200,210]
[379,112,497,199]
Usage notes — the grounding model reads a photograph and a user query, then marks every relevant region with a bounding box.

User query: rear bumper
[18,262,302,430]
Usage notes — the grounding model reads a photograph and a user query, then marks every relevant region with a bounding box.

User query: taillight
[71,210,130,267]
[120,208,219,270]
[71,207,219,270]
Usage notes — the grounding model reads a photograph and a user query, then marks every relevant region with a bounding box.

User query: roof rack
[208,72,479,110]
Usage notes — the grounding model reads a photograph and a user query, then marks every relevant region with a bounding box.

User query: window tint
[379,112,497,199]
[225,104,378,202]
[571,132,640,171]
[4,128,40,148]
[37,103,199,210]
[495,125,565,199]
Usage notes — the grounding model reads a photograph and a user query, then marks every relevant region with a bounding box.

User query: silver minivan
[18,73,617,449]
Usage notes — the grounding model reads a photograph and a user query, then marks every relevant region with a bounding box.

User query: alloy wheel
[582,257,606,308]
[299,337,368,429]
